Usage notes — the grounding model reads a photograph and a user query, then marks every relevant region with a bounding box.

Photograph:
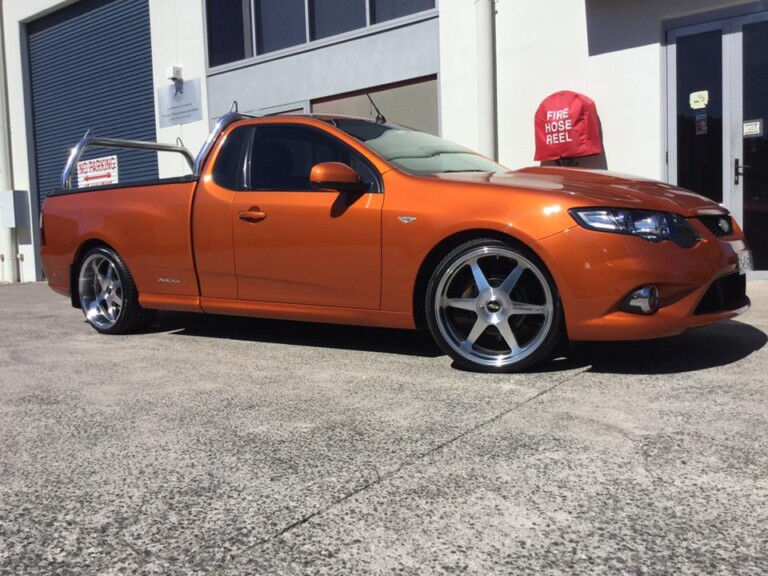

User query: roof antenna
[230,100,239,113]
[366,94,386,124]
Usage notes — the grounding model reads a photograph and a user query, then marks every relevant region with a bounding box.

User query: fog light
[621,285,659,315]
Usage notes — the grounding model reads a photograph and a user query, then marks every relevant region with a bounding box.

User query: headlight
[569,208,700,248]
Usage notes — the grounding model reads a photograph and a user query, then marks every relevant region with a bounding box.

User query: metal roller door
[28,0,157,206]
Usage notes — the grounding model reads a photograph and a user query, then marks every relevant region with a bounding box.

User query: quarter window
[212,127,253,190]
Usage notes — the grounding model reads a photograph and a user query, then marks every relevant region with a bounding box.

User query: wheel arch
[69,239,119,309]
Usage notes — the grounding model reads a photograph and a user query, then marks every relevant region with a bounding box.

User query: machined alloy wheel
[426,239,563,372]
[77,246,155,334]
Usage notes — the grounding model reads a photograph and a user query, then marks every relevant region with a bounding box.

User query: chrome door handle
[238,209,266,223]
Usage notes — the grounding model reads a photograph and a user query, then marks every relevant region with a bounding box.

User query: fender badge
[157,278,181,284]
[398,216,418,224]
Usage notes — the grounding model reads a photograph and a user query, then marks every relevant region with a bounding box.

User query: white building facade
[1,0,766,281]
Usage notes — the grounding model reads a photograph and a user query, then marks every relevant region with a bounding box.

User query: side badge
[398,216,418,224]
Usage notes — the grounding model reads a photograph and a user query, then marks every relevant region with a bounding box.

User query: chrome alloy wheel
[433,246,555,369]
[78,253,124,330]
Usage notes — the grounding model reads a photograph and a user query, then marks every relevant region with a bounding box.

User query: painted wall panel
[206,18,439,119]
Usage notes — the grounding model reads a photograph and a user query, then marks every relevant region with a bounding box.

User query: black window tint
[676,31,722,203]
[213,126,253,190]
[248,125,380,192]
[255,0,306,54]
[309,0,366,40]
[371,0,434,24]
[206,0,251,67]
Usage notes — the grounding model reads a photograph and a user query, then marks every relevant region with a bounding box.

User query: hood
[428,166,727,217]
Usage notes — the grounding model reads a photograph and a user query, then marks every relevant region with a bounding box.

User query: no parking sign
[76,155,119,188]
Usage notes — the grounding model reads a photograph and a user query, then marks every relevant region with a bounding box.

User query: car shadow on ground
[152,313,766,375]
[542,320,767,375]
[151,311,443,358]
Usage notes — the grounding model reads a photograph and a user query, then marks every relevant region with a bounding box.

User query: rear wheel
[426,239,563,372]
[77,246,155,334]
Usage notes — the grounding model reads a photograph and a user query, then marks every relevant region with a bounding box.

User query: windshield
[331,119,507,176]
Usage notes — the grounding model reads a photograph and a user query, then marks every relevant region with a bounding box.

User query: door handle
[238,209,267,223]
[735,158,751,185]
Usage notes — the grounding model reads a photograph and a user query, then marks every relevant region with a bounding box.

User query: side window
[248,125,381,192]
[212,126,253,190]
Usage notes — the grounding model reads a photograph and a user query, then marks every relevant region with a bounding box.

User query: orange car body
[41,115,750,344]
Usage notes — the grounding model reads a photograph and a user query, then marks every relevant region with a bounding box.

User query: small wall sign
[743,119,764,138]
[158,78,203,128]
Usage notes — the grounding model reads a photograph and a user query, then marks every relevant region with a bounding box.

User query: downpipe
[0,0,19,283]
[476,0,498,161]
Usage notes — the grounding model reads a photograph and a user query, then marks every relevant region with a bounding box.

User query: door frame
[665,20,734,212]
[666,12,768,279]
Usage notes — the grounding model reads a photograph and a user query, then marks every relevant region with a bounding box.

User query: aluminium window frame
[204,0,438,74]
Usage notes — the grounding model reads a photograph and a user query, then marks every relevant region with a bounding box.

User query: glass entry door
[741,17,768,274]
[668,13,768,277]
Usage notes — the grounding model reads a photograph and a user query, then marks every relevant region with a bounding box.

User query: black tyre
[77,246,155,334]
[425,238,564,372]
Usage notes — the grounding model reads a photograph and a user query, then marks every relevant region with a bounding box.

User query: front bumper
[534,223,750,341]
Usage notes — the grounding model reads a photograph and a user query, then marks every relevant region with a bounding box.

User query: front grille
[694,272,748,315]
[697,215,733,237]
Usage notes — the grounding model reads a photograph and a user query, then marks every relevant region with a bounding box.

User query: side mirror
[310,162,367,193]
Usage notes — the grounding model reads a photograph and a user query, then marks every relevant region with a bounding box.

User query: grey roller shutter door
[28,0,157,206]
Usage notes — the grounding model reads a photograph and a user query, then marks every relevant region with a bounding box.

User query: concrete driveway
[1,282,766,575]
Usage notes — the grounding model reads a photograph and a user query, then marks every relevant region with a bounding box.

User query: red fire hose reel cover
[534,91,602,161]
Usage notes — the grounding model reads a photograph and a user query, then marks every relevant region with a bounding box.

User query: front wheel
[77,246,155,334]
[426,239,563,372]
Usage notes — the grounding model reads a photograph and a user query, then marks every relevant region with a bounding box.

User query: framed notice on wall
[157,79,203,128]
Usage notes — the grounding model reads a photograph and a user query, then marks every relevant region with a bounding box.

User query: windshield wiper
[440,169,489,173]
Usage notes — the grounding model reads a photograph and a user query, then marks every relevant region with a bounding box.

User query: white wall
[3,0,71,282]
[495,0,665,177]
[148,0,209,177]
[439,0,759,179]
[437,1,482,153]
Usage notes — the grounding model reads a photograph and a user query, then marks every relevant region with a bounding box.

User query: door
[231,123,383,309]
[668,13,768,277]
